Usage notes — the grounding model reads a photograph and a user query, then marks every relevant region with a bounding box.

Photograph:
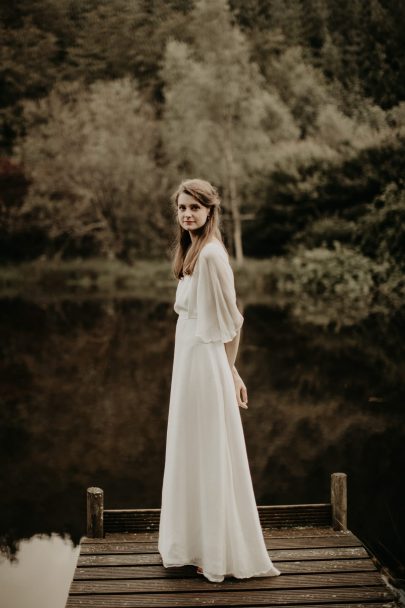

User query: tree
[15,77,166,260]
[229,0,405,110]
[0,158,36,261]
[242,43,403,257]
[0,18,59,152]
[0,0,195,152]
[161,0,298,264]
[64,0,194,101]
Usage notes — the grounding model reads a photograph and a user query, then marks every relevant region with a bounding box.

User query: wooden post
[331,472,347,531]
[87,487,104,538]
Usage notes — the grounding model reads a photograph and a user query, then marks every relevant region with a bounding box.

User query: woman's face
[177,192,210,232]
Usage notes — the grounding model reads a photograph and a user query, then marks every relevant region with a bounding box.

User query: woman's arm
[224,327,241,370]
[225,329,248,409]
[195,246,247,407]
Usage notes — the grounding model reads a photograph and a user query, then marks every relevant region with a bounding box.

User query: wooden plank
[64,603,398,608]
[259,503,331,510]
[80,542,161,555]
[77,546,370,567]
[79,535,362,555]
[66,586,394,607]
[104,512,331,520]
[103,504,333,533]
[103,523,334,530]
[74,559,377,580]
[104,521,332,532]
[103,512,331,521]
[82,535,156,544]
[69,571,384,594]
[260,511,331,518]
[263,528,353,538]
[68,601,397,608]
[103,504,331,515]
[104,524,160,532]
[80,528,355,544]
[81,527,354,543]
[104,509,160,514]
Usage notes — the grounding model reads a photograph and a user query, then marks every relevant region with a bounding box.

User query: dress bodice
[174,275,193,316]
[172,241,244,344]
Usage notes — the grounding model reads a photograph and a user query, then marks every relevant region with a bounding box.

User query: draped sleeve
[195,244,244,343]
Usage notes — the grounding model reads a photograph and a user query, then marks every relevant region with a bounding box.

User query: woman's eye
[178,204,200,211]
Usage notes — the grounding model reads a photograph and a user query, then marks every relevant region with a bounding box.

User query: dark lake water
[0,293,404,607]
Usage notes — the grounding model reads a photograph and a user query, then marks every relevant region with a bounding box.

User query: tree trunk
[223,133,244,266]
[229,171,243,266]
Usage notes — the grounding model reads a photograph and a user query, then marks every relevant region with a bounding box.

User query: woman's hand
[232,366,248,409]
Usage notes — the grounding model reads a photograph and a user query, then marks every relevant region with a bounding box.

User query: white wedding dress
[158,240,281,582]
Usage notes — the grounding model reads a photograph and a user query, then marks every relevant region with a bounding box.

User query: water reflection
[0,295,404,597]
[0,534,80,608]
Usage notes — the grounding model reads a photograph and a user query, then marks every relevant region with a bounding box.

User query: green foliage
[15,78,168,261]
[357,183,405,268]
[262,47,333,136]
[161,0,298,208]
[64,0,190,92]
[0,0,404,322]
[0,19,59,150]
[0,159,37,261]
[230,0,405,109]
[290,217,357,249]
[261,244,397,327]
[0,0,194,151]
[244,90,404,257]
[283,244,379,298]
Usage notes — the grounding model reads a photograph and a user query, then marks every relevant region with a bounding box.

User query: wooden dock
[66,473,400,607]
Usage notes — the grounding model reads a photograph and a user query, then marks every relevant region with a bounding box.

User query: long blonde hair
[170,178,226,279]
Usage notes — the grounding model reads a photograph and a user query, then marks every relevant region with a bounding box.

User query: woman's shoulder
[200,239,228,261]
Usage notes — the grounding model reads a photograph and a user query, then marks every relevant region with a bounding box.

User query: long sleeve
[195,245,244,344]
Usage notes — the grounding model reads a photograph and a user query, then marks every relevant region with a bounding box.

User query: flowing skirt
[158,314,281,582]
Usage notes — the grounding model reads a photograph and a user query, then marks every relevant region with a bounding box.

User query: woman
[158,178,281,583]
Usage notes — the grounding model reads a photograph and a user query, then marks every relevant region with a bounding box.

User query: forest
[0,0,404,315]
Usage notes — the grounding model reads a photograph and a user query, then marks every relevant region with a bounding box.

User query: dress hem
[161,557,281,583]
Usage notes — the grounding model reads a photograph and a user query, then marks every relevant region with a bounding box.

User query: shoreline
[0,256,403,327]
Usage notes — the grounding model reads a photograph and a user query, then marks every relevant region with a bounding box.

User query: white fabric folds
[195,244,244,343]
[158,239,281,583]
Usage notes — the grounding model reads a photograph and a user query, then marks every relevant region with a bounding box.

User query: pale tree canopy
[15,77,166,260]
[161,0,299,262]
